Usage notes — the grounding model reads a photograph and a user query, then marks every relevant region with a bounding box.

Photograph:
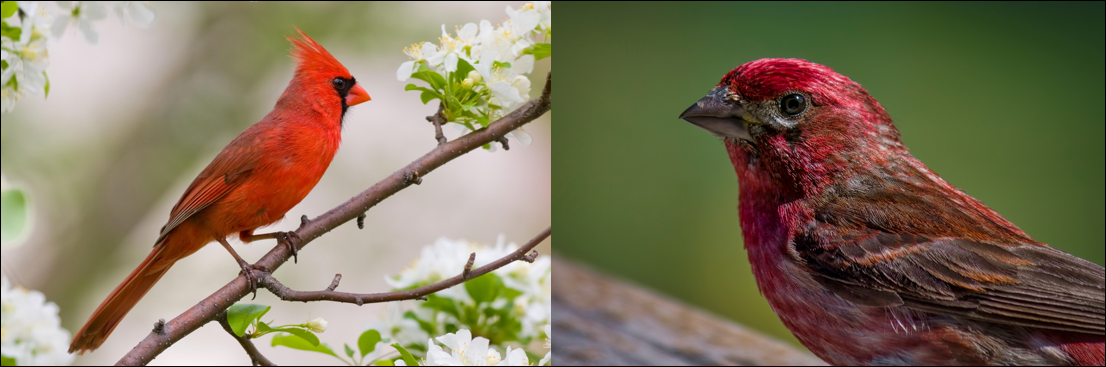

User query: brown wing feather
[794,230,1105,334]
[156,132,263,244]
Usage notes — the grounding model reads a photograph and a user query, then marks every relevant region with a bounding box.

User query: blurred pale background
[0,2,550,365]
[556,2,1103,351]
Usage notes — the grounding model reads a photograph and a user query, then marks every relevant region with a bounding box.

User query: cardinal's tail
[68,245,176,354]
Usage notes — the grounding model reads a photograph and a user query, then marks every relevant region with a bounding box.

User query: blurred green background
[557,2,1105,351]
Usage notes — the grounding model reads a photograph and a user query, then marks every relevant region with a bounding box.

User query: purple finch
[680,58,1104,366]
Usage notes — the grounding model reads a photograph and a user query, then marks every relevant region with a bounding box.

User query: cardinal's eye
[332,78,346,90]
[780,94,807,116]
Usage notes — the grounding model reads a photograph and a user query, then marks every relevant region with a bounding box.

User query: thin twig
[260,229,549,304]
[463,253,476,280]
[325,274,343,292]
[116,72,551,366]
[427,103,448,145]
[217,312,276,366]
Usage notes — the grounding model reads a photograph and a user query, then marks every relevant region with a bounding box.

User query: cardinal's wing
[156,132,264,244]
[794,229,1105,334]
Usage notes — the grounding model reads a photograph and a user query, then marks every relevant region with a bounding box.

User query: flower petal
[421,42,440,60]
[507,130,532,147]
[465,337,489,366]
[397,61,416,81]
[489,81,523,103]
[458,23,478,42]
[511,55,535,75]
[510,9,541,35]
[78,20,99,44]
[127,1,157,28]
[436,332,461,351]
[510,39,532,58]
[443,53,458,73]
[51,16,70,38]
[84,2,109,21]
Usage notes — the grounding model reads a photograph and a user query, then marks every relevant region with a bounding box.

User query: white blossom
[498,346,529,366]
[52,1,109,44]
[2,1,155,112]
[386,237,513,301]
[397,42,443,82]
[396,2,550,149]
[110,1,156,28]
[538,325,551,366]
[399,330,533,366]
[1,276,75,366]
[362,302,428,352]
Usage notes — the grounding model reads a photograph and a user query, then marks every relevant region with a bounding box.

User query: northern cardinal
[69,29,371,354]
[680,58,1104,365]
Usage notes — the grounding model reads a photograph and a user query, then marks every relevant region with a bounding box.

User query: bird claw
[237,263,259,300]
[278,232,301,264]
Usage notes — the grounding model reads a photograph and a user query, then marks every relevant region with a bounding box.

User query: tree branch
[217,312,276,367]
[115,72,551,366]
[259,227,550,304]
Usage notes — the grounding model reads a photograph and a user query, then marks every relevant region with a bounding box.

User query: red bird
[680,58,1104,366]
[69,29,371,354]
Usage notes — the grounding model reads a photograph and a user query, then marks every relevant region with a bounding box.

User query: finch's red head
[284,28,371,118]
[680,58,895,145]
[680,58,908,195]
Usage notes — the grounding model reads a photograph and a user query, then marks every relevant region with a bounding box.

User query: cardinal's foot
[277,232,301,263]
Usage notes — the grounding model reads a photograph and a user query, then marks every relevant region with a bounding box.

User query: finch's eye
[780,94,807,116]
[332,78,346,90]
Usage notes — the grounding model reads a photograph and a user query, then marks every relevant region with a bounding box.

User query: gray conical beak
[679,87,753,141]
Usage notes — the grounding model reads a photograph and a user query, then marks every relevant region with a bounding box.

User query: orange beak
[346,84,371,106]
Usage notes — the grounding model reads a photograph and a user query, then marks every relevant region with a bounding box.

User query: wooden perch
[552,259,826,366]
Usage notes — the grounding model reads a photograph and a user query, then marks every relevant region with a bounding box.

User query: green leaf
[1,2,18,19]
[358,329,383,359]
[272,333,338,358]
[42,72,49,98]
[525,43,552,61]
[501,286,524,301]
[454,58,476,84]
[492,61,512,70]
[1,188,28,243]
[464,273,501,304]
[0,22,20,42]
[374,361,395,366]
[429,71,448,90]
[256,321,272,333]
[423,295,460,318]
[461,103,476,112]
[405,310,435,335]
[345,344,356,359]
[420,90,440,105]
[410,64,449,91]
[279,327,321,347]
[226,304,270,337]
[1,355,16,367]
[392,344,419,367]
